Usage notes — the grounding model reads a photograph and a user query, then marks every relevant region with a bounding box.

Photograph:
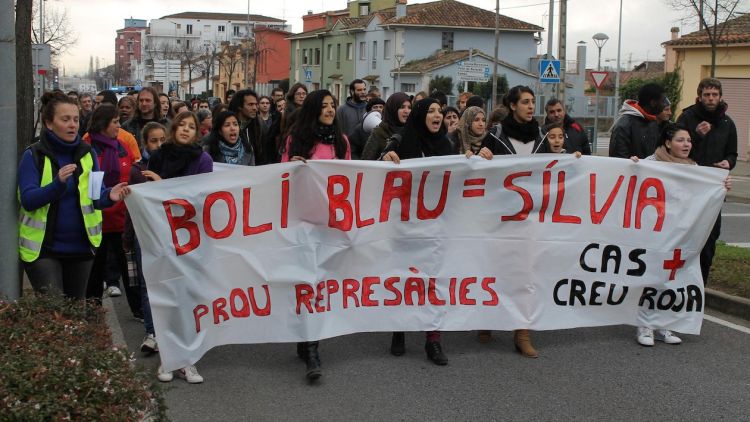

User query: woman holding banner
[361,92,411,160]
[147,111,213,384]
[281,89,351,381]
[380,97,453,365]
[630,122,731,346]
[18,92,130,299]
[468,85,548,357]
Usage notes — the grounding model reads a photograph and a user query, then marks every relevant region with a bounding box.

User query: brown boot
[514,329,538,358]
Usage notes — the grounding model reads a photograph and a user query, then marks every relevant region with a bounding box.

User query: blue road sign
[539,60,561,83]
[304,69,313,82]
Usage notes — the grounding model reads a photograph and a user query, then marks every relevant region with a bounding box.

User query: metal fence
[535,95,619,119]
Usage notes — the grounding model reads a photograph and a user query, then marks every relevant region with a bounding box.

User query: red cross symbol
[663,249,685,281]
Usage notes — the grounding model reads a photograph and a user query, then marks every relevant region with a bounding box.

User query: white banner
[125,155,727,371]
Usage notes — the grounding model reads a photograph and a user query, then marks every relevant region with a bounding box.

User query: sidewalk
[728,159,750,203]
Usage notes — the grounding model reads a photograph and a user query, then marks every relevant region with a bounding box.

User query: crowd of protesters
[22,77,734,384]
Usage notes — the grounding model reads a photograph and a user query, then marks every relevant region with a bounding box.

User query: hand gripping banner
[125,155,727,371]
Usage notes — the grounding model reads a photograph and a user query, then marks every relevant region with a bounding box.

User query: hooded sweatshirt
[608,99,660,159]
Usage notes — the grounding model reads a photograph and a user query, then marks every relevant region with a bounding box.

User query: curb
[103,296,128,347]
[725,194,750,204]
[706,288,750,321]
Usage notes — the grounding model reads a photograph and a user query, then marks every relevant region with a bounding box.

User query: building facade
[114,19,147,85]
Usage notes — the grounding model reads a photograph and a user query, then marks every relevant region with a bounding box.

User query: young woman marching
[281,90,351,381]
[147,111,213,384]
[361,92,411,160]
[380,98,453,365]
[469,86,548,357]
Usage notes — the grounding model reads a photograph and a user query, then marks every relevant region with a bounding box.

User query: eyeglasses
[295,91,307,97]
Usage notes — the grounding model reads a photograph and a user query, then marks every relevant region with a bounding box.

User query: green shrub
[0,294,166,421]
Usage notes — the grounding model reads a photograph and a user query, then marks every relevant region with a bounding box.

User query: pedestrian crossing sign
[539,59,561,83]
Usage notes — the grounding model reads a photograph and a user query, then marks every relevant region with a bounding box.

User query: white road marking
[704,314,750,334]
[722,213,750,217]
[727,243,750,248]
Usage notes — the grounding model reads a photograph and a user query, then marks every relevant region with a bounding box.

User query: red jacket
[88,138,136,233]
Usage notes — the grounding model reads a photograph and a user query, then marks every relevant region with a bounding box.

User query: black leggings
[25,256,94,299]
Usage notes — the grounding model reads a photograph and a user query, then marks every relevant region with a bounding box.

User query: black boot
[391,332,405,356]
[296,342,305,360]
[425,340,448,366]
[304,341,322,380]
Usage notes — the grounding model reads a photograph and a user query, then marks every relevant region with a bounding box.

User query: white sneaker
[141,334,158,354]
[177,365,204,384]
[105,286,122,297]
[637,327,654,346]
[157,365,173,382]
[655,329,682,345]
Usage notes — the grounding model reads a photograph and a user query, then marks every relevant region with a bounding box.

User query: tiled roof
[161,12,284,23]
[397,49,535,77]
[632,61,665,72]
[664,13,750,46]
[337,16,370,30]
[382,0,542,31]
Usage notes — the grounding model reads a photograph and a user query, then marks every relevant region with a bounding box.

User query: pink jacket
[281,135,351,162]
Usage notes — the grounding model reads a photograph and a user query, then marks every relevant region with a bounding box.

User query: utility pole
[491,0,500,110]
[1,0,19,299]
[547,0,554,97]
[614,0,623,109]
[245,0,250,89]
[557,0,567,102]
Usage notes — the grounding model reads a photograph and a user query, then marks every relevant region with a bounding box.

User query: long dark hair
[287,90,347,159]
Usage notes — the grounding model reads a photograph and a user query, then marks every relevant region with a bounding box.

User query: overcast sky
[57,0,704,75]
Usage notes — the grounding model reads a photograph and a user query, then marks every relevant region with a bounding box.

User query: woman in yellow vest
[18,91,130,299]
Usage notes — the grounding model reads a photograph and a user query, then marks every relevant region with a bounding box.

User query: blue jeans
[134,238,154,335]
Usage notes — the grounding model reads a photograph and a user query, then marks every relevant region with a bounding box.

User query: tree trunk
[16,0,34,161]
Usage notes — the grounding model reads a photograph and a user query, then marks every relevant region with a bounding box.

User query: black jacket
[608,100,659,159]
[121,116,169,146]
[486,124,549,155]
[676,102,738,170]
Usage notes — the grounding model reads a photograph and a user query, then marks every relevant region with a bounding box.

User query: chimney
[397,0,407,18]
[670,27,679,41]
[307,10,313,15]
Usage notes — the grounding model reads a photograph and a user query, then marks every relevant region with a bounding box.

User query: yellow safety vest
[18,152,103,262]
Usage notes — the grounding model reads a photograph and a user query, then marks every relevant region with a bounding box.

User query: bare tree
[218,42,246,92]
[16,0,34,158]
[31,1,78,57]
[195,41,219,96]
[154,41,177,93]
[176,40,203,95]
[667,0,744,77]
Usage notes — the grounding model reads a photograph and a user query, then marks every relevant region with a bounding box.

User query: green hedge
[0,294,166,421]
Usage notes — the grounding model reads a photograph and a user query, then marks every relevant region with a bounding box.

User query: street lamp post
[592,32,608,153]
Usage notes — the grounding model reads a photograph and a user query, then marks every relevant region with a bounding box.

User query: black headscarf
[396,98,451,159]
[383,92,411,130]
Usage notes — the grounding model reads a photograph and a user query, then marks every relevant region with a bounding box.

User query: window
[218,25,225,32]
[359,42,366,60]
[233,26,240,36]
[176,39,181,45]
[119,34,123,39]
[303,49,309,65]
[441,32,454,51]
[176,24,182,29]
[372,41,377,69]
[185,39,190,48]
[346,43,353,60]
[401,83,416,92]
[314,48,321,66]
[336,44,341,69]
[359,5,369,15]
[384,40,391,59]
[327,44,332,61]
[186,24,193,35]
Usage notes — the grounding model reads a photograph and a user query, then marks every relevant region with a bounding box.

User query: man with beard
[121,87,168,146]
[228,89,277,164]
[544,98,591,155]
[677,78,737,284]
[609,83,668,159]
[337,79,368,138]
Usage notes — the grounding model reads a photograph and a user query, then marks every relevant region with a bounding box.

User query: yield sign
[590,71,609,89]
